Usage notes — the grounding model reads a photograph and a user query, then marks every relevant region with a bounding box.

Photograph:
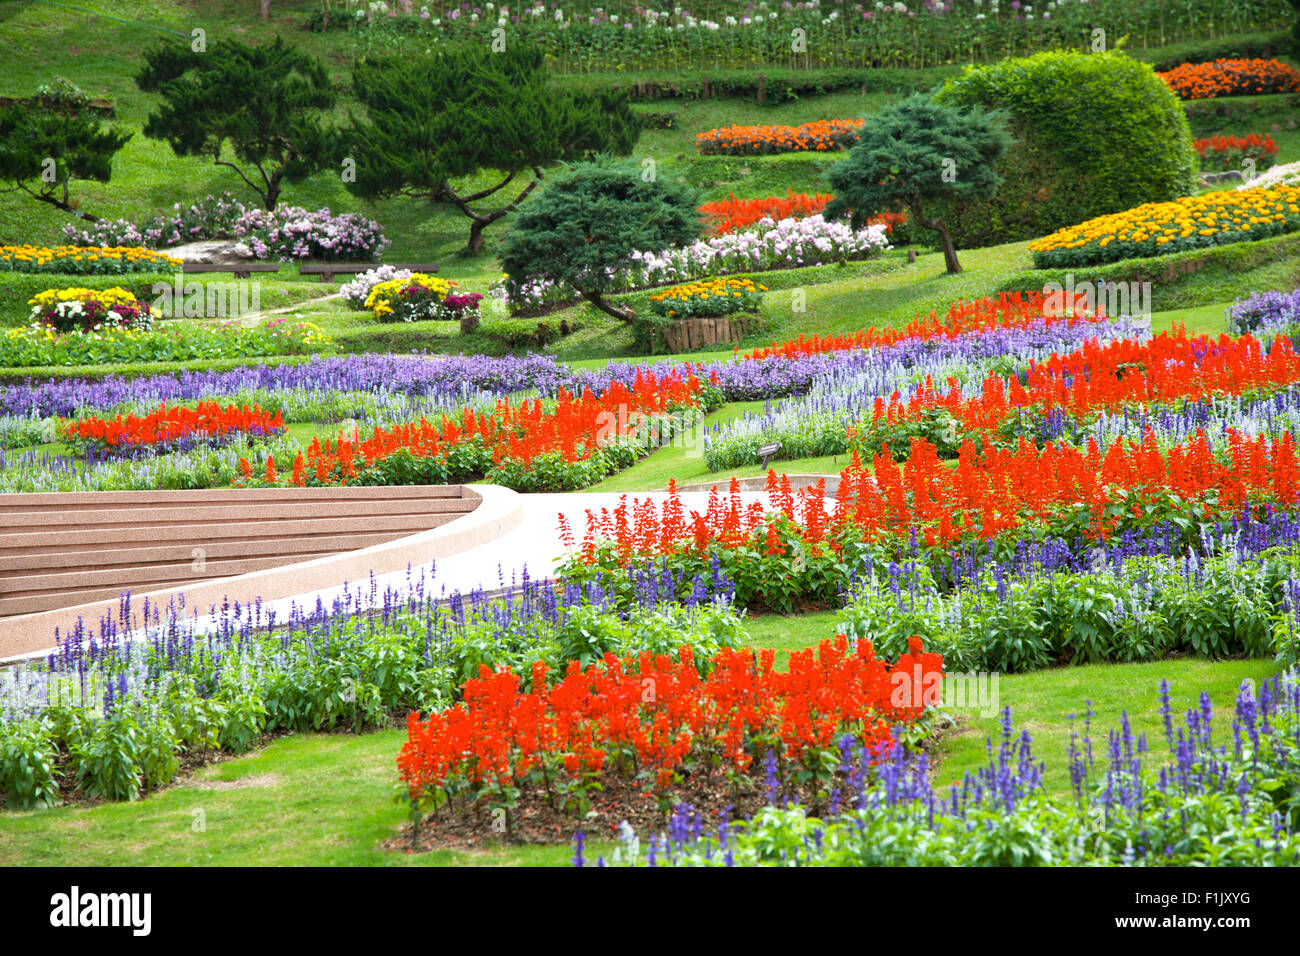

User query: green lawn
[0,613,1275,865]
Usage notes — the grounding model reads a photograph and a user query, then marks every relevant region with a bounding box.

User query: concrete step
[0,530,411,573]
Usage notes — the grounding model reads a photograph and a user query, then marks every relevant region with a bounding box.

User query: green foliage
[824,94,1009,273]
[0,102,130,222]
[0,718,60,810]
[498,159,701,321]
[551,66,961,102]
[0,272,176,327]
[0,601,744,808]
[1135,30,1296,71]
[835,552,1294,675]
[933,51,1199,248]
[1000,230,1300,305]
[344,45,640,253]
[136,37,336,210]
[0,321,330,369]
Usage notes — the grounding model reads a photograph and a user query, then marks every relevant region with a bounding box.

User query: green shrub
[1184,92,1300,134]
[933,51,1198,249]
[0,320,331,368]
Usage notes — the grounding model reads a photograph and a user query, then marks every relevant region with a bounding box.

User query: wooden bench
[181,262,282,280]
[0,486,477,617]
[298,262,441,282]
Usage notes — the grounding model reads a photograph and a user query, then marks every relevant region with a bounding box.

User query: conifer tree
[343,46,640,254]
[136,37,336,210]
[498,160,699,322]
[0,103,130,222]
[824,94,1009,274]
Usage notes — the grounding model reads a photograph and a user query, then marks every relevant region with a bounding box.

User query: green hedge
[1184,92,1300,134]
[0,272,179,326]
[997,231,1300,308]
[328,317,587,357]
[1131,30,1295,72]
[555,66,959,103]
[547,34,1293,103]
[933,51,1198,250]
[0,353,315,385]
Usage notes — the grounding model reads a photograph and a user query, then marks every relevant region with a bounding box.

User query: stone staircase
[0,486,478,617]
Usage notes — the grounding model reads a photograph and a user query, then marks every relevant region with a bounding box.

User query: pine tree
[343,46,640,255]
[498,160,699,322]
[0,103,130,222]
[136,37,336,210]
[824,95,1010,274]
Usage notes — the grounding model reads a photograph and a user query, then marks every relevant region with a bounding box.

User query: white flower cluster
[503,214,891,311]
[1238,160,1300,190]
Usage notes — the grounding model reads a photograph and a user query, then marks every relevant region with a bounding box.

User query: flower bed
[1159,58,1300,99]
[743,291,1097,361]
[61,193,249,249]
[498,213,891,312]
[324,1,1292,75]
[0,572,741,808]
[64,401,285,459]
[696,119,864,156]
[0,246,182,275]
[698,191,908,238]
[237,371,717,492]
[231,206,388,262]
[700,191,831,234]
[1194,133,1278,172]
[1240,160,1300,190]
[648,277,765,319]
[581,673,1300,867]
[397,636,941,840]
[363,273,481,323]
[1027,185,1300,268]
[28,287,154,334]
[0,317,331,369]
[341,265,413,309]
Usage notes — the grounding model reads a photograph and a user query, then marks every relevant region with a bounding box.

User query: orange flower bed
[742,291,1099,361]
[696,118,865,156]
[565,421,1300,563]
[241,371,706,489]
[1193,133,1279,172]
[698,191,905,235]
[65,401,284,458]
[1158,58,1300,100]
[398,636,941,810]
[862,329,1300,438]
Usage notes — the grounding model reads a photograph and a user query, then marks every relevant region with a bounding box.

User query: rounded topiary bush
[931,50,1199,249]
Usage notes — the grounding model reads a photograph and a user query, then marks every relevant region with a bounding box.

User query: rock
[161,239,257,264]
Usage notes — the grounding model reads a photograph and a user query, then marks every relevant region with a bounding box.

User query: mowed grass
[932,658,1281,799]
[0,608,1277,865]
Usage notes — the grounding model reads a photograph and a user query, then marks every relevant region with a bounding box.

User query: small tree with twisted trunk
[824,95,1009,274]
[136,37,336,211]
[342,46,639,255]
[498,160,700,322]
[0,103,130,222]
